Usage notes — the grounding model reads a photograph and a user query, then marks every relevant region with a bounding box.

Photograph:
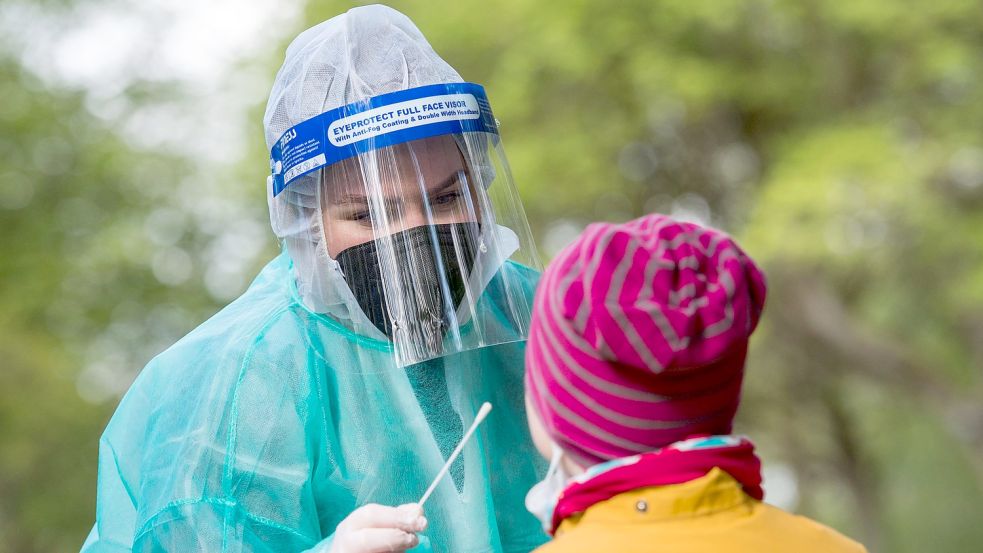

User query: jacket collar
[556,468,754,535]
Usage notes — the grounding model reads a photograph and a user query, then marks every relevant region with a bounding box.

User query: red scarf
[550,436,763,535]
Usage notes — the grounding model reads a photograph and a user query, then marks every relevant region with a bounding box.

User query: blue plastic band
[269,82,499,196]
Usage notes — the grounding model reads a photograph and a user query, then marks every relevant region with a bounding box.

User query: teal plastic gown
[81,253,547,552]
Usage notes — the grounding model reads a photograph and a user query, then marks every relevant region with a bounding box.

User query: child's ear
[560,452,588,477]
[524,394,554,461]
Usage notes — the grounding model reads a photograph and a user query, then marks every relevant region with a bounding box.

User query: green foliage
[0,45,224,553]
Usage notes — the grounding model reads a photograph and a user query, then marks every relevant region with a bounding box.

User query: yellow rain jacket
[535,468,866,553]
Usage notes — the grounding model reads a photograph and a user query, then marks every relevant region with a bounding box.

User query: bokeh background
[2,1,982,551]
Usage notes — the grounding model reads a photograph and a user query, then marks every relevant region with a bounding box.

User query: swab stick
[418,402,492,507]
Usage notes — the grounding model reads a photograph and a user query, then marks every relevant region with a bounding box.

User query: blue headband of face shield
[269,82,500,196]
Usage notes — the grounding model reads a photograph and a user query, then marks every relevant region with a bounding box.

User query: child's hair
[524,214,767,467]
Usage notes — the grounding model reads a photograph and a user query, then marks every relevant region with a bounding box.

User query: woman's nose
[389,203,428,233]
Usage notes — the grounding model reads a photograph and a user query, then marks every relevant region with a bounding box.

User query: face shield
[267,83,542,367]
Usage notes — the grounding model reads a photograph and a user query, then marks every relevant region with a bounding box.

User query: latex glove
[327,503,428,553]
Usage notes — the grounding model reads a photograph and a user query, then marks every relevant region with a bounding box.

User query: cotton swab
[417,402,492,507]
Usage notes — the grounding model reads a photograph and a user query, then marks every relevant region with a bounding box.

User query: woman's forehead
[322,135,468,199]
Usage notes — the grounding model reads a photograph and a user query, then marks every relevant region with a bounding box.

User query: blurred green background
[2,0,982,551]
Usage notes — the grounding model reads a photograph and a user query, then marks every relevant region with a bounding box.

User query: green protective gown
[81,251,548,552]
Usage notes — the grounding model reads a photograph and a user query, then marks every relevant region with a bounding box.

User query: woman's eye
[349,210,371,222]
[433,190,462,206]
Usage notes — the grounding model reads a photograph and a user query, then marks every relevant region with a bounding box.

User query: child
[523,214,866,552]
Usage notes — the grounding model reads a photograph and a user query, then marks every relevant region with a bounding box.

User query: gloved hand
[327,503,428,553]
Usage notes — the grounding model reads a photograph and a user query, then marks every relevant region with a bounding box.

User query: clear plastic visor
[269,130,541,368]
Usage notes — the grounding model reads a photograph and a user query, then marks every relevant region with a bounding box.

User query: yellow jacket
[535,468,866,553]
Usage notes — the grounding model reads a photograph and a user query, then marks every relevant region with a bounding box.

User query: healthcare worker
[82,5,548,552]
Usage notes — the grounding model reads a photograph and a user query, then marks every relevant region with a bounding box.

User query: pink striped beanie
[525,214,767,466]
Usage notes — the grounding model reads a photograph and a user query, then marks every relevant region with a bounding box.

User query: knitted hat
[525,214,767,466]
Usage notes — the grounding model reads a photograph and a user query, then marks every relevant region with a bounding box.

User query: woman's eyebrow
[331,169,462,205]
[335,193,369,206]
[428,170,463,195]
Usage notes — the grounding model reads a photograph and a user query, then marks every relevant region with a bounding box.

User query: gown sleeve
[82,306,332,552]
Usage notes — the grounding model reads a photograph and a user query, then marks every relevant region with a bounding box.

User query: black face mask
[335,223,480,348]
